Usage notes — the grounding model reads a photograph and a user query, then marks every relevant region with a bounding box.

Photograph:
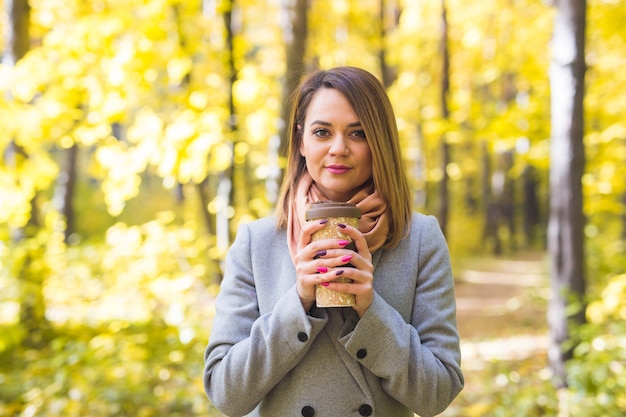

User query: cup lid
[304,201,361,220]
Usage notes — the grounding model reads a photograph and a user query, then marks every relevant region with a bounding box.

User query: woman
[204,66,463,417]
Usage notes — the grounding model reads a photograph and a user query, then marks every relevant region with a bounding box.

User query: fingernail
[315,250,327,258]
[338,240,350,247]
[316,266,328,273]
[319,219,329,224]
[341,255,352,263]
[337,223,347,228]
[321,282,329,287]
[335,270,344,276]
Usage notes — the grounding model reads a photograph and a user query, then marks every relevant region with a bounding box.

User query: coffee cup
[305,202,361,307]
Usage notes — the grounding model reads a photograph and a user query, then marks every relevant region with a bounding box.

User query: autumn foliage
[1,0,625,416]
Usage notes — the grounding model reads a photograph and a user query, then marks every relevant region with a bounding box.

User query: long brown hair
[276,66,412,249]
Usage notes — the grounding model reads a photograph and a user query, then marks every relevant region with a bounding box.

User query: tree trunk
[3,0,48,348]
[490,154,505,255]
[4,0,33,235]
[58,144,79,243]
[412,123,427,211]
[379,0,399,89]
[522,164,541,248]
[482,142,496,245]
[438,141,450,235]
[271,0,309,204]
[437,0,450,235]
[440,0,450,121]
[622,191,626,242]
[548,0,587,391]
[464,144,478,215]
[216,0,238,253]
[2,0,30,67]
[196,180,214,235]
[501,150,516,252]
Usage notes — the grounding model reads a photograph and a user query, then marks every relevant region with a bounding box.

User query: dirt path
[456,254,549,359]
[438,253,550,416]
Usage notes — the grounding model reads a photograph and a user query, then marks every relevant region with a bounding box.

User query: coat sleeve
[203,222,328,416]
[338,215,464,417]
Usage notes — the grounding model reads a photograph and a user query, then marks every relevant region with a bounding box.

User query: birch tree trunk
[548,0,587,392]
[216,0,238,253]
[437,0,450,235]
[57,144,78,242]
[2,0,30,67]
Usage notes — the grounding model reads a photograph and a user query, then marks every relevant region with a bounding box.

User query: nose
[329,134,349,155]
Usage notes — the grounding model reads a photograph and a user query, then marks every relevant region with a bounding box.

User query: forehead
[305,88,358,123]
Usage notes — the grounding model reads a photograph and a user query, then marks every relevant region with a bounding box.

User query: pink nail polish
[321,282,329,287]
[341,255,352,263]
[316,266,328,273]
[338,240,350,247]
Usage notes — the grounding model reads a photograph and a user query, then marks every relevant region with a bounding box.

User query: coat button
[356,348,367,359]
[301,405,315,416]
[358,403,373,416]
[297,332,308,342]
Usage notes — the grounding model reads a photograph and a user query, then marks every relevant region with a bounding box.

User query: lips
[327,165,351,174]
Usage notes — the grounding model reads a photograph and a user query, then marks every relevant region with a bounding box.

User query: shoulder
[226,216,288,268]
[387,212,449,263]
[406,212,445,244]
[232,216,287,255]
[382,212,444,260]
[237,215,281,236]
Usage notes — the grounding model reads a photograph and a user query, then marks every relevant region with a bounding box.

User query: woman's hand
[294,221,373,317]
[325,223,374,317]
[293,219,332,312]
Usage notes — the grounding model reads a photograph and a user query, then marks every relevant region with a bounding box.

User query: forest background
[1,0,625,416]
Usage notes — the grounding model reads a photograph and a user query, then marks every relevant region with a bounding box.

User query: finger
[335,223,370,258]
[297,219,329,250]
[329,275,373,297]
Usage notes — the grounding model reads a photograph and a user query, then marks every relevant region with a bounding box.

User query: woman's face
[299,88,373,202]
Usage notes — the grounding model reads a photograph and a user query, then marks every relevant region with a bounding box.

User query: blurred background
[0,0,624,416]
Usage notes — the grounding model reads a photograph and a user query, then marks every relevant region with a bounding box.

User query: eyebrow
[309,120,362,127]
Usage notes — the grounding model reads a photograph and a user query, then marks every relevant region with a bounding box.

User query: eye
[313,128,331,138]
[350,129,366,140]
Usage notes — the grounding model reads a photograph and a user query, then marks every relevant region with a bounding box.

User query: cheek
[361,149,374,178]
[299,142,312,168]
[299,135,311,158]
[300,139,319,159]
[361,146,373,165]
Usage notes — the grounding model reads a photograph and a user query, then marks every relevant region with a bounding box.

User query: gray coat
[204,213,463,417]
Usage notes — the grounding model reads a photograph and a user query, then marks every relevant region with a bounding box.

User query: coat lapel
[320,249,384,401]
[324,308,374,403]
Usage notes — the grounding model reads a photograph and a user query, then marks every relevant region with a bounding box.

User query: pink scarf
[287,172,389,261]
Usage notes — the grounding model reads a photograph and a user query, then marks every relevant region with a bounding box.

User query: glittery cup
[305,202,361,307]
